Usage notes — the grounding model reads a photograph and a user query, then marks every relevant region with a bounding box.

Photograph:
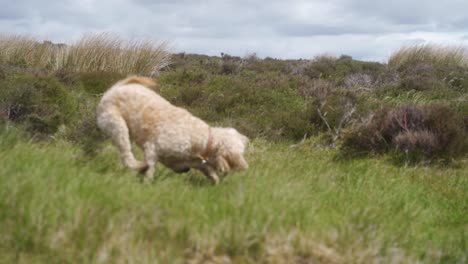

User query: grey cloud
[0,0,467,60]
[338,0,468,29]
[274,23,434,37]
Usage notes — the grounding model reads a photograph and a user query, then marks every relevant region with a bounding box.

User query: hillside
[0,35,467,263]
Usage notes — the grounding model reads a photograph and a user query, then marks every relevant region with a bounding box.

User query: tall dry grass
[388,44,468,71]
[0,34,65,70]
[0,33,170,76]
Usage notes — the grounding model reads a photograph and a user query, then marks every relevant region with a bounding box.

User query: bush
[299,79,358,132]
[344,73,374,89]
[302,55,338,79]
[78,71,124,95]
[0,73,77,134]
[219,53,243,75]
[300,55,384,85]
[396,62,444,91]
[66,104,105,156]
[341,104,467,161]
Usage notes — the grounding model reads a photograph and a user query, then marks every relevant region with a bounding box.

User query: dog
[96,76,249,184]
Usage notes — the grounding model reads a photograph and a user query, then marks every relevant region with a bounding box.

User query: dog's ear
[225,151,248,171]
[226,127,249,149]
[240,134,249,148]
[217,155,231,173]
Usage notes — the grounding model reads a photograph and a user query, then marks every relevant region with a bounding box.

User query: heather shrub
[340,107,390,153]
[423,104,467,156]
[298,78,335,99]
[393,130,439,157]
[219,53,243,75]
[0,74,77,134]
[78,71,124,95]
[301,55,383,85]
[299,79,357,130]
[344,73,374,89]
[398,62,441,91]
[341,104,467,160]
[444,66,468,91]
[158,69,208,107]
[65,100,105,156]
[243,56,297,74]
[302,55,338,79]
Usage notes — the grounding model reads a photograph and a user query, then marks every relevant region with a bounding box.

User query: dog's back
[97,75,207,148]
[99,76,170,112]
[97,76,175,145]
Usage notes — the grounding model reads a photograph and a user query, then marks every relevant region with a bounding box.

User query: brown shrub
[398,62,441,91]
[340,107,390,153]
[341,104,467,160]
[302,55,338,79]
[381,105,427,138]
[219,53,243,75]
[344,73,374,89]
[298,79,335,100]
[393,130,439,156]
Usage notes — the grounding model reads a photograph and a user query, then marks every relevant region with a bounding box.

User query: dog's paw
[137,164,150,174]
[142,176,154,184]
[173,167,191,174]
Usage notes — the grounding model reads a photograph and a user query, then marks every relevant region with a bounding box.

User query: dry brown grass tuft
[388,44,468,72]
[0,33,170,76]
[261,231,420,264]
[0,34,65,70]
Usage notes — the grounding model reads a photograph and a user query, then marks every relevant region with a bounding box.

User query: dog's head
[208,127,249,175]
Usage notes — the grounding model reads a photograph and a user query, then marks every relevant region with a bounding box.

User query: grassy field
[0,126,466,263]
[0,35,467,263]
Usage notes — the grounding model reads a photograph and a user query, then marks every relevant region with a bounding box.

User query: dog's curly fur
[97,76,249,184]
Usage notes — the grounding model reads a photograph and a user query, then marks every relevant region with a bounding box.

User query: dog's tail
[116,75,157,88]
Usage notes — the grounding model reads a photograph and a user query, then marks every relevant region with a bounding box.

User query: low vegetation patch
[0,72,77,134]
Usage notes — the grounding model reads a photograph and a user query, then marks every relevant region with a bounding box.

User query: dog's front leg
[201,166,220,185]
[143,142,158,184]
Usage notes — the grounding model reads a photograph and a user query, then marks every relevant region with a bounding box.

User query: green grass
[1,127,466,263]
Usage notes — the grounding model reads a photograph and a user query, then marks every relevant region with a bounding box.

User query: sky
[1,0,467,61]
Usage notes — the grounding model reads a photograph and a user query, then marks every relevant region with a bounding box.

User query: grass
[0,127,466,263]
[0,33,170,76]
[389,45,468,71]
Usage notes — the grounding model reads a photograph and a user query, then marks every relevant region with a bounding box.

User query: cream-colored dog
[97,76,249,184]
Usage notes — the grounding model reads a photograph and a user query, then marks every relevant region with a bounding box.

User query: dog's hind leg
[97,109,147,172]
[142,142,157,183]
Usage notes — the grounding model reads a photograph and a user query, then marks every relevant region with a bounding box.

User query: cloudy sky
[1,0,467,61]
